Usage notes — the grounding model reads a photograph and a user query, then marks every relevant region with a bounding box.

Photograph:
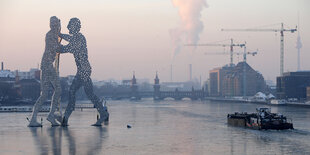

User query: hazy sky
[0,0,309,83]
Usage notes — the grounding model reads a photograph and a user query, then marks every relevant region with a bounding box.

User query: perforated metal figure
[28,16,62,127]
[59,18,109,126]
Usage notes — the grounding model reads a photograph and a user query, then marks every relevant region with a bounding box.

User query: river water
[0,99,310,155]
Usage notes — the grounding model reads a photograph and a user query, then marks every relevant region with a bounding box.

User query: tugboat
[227,108,293,130]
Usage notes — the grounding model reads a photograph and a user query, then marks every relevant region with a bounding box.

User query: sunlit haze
[0,0,309,83]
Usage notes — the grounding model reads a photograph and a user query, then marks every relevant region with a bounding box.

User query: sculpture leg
[47,75,62,126]
[92,100,109,126]
[28,91,48,127]
[83,76,109,126]
[62,76,82,126]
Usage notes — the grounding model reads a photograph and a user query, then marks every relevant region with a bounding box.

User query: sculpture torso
[41,31,60,70]
[63,33,91,75]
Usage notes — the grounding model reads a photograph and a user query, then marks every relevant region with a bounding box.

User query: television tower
[296,15,302,71]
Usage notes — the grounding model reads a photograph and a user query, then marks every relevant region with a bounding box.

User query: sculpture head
[50,16,61,33]
[67,18,81,34]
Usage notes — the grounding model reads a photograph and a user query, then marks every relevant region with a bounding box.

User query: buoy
[127,125,132,128]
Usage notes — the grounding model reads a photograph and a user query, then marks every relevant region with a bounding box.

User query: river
[0,99,310,155]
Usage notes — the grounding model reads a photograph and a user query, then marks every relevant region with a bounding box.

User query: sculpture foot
[47,114,60,126]
[92,110,109,126]
[61,124,69,127]
[51,124,61,127]
[54,113,63,123]
[61,117,69,127]
[104,121,109,126]
[28,121,42,127]
[91,123,102,126]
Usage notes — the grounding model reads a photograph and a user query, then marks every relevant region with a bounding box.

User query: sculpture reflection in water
[58,18,109,126]
[28,16,62,127]
[29,127,107,154]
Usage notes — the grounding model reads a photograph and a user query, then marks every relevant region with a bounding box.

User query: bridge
[154,89,206,100]
[100,73,207,100]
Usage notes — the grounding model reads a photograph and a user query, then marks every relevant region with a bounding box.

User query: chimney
[1,62,3,70]
[170,64,173,82]
[189,64,192,81]
[15,70,20,83]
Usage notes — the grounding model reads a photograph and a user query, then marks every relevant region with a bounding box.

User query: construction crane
[185,39,245,67]
[240,44,258,97]
[222,23,297,76]
[204,50,257,62]
[205,43,258,97]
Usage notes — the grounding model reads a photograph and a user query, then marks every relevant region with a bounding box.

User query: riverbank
[206,97,310,107]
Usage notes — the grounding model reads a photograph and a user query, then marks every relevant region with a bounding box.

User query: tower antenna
[296,12,302,71]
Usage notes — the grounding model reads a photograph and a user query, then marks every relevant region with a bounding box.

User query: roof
[267,94,275,99]
[0,70,15,78]
[254,92,267,98]
[19,78,40,84]
[282,71,310,77]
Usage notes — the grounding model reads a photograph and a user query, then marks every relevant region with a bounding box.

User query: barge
[227,108,293,130]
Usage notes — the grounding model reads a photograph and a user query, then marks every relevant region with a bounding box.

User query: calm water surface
[0,99,310,155]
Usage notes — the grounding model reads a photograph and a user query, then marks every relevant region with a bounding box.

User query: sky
[0,0,309,83]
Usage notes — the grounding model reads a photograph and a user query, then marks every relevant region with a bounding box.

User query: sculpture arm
[46,33,62,53]
[59,33,72,42]
[59,36,83,53]
[59,44,74,54]
[58,34,83,54]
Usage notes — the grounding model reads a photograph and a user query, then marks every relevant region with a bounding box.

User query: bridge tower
[131,72,140,100]
[153,72,161,100]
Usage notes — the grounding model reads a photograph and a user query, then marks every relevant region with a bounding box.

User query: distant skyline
[0,0,309,82]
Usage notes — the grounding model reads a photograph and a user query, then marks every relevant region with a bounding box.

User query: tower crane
[204,43,258,97]
[204,50,257,62]
[185,39,245,67]
[240,44,258,98]
[222,23,297,76]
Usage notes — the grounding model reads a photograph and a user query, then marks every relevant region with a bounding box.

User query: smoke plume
[170,0,207,57]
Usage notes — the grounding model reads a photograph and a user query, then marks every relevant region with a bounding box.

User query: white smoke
[170,0,207,57]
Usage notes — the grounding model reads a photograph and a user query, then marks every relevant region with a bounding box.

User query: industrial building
[277,71,310,100]
[222,62,266,96]
[209,65,234,96]
[209,62,266,97]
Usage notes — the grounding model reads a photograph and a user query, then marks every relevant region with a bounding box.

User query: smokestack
[170,64,173,82]
[15,70,20,83]
[189,64,192,81]
[200,75,201,88]
[1,62,3,70]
